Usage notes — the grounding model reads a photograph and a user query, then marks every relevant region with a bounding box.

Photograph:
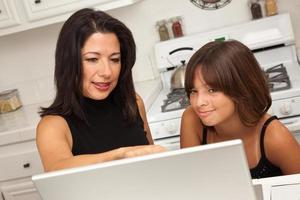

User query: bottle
[250,0,262,20]
[157,20,170,41]
[171,17,183,38]
[265,0,278,16]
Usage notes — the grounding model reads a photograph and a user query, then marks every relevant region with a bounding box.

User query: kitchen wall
[0,0,299,106]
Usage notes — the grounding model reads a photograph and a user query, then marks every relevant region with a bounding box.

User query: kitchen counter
[0,78,162,146]
[134,77,162,111]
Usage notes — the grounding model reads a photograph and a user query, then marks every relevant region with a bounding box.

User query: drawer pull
[34,0,41,4]
[23,163,31,168]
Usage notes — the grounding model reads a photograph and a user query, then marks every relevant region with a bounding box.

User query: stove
[265,63,291,92]
[147,13,300,150]
[161,88,189,112]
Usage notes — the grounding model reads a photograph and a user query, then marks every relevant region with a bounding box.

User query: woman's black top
[63,96,149,155]
[202,116,283,179]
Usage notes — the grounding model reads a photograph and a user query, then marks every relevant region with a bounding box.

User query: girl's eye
[208,88,215,93]
[190,89,197,94]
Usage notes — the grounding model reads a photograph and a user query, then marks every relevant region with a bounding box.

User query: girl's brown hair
[185,40,271,126]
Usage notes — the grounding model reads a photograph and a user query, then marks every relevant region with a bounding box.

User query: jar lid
[156,19,167,26]
[0,89,18,99]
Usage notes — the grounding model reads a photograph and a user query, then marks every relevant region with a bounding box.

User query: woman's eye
[111,57,120,63]
[85,58,98,63]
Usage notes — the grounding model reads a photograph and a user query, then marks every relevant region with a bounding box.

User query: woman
[36,8,164,172]
[180,40,300,178]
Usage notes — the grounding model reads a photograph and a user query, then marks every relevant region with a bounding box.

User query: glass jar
[265,0,278,16]
[250,0,262,19]
[156,20,170,41]
[171,17,183,38]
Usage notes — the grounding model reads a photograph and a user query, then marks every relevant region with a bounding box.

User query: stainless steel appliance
[147,13,300,150]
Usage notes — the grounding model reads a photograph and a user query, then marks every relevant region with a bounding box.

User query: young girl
[180,40,300,179]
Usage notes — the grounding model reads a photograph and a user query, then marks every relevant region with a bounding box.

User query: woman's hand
[118,145,167,159]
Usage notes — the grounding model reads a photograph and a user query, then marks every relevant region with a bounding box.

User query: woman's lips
[93,82,110,91]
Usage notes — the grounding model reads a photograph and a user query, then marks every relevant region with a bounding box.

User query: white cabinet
[0,140,43,200]
[1,180,41,200]
[0,0,142,36]
[0,150,43,182]
[21,0,97,22]
[252,174,300,200]
[0,0,20,28]
[271,184,300,200]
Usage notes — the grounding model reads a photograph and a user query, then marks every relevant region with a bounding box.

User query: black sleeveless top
[202,116,283,179]
[63,96,149,155]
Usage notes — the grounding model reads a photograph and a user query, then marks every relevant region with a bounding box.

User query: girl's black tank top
[202,116,283,179]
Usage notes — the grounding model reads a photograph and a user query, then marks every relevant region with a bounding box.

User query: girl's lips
[197,110,214,118]
[93,82,110,91]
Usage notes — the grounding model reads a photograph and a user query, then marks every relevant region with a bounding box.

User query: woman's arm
[265,120,300,175]
[136,93,154,144]
[36,115,164,172]
[180,106,203,148]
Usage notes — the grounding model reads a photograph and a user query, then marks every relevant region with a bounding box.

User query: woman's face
[189,68,237,127]
[81,32,121,100]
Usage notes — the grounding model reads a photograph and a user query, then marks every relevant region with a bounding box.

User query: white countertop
[134,78,162,111]
[0,78,162,146]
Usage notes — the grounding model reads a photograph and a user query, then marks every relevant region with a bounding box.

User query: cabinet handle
[34,0,41,4]
[23,163,31,168]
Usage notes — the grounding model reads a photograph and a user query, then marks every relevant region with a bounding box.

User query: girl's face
[81,32,121,100]
[189,68,237,127]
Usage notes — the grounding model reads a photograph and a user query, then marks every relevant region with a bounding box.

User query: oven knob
[279,103,292,115]
[166,123,176,135]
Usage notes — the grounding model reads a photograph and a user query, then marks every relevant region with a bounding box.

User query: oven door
[280,116,300,144]
[154,136,180,151]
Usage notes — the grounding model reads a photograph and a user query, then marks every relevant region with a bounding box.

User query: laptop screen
[32,139,257,200]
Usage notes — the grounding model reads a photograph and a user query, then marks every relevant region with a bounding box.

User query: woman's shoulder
[37,115,69,135]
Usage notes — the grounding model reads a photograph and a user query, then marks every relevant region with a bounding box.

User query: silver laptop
[32,139,257,200]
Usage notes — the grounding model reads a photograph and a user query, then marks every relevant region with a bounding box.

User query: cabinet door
[0,150,43,182]
[0,0,20,28]
[21,0,112,22]
[1,180,41,200]
[271,184,300,200]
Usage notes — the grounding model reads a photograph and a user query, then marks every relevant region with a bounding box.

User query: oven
[147,13,300,150]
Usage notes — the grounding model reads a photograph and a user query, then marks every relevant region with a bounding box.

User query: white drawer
[271,183,300,200]
[1,179,41,200]
[0,150,43,181]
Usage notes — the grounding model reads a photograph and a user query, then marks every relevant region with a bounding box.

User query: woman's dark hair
[40,8,138,124]
[185,40,271,126]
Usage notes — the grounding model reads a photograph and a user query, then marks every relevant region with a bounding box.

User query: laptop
[32,139,257,200]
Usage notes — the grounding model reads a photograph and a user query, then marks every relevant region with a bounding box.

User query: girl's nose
[196,93,209,107]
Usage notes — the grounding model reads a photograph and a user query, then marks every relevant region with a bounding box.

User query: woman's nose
[97,60,112,78]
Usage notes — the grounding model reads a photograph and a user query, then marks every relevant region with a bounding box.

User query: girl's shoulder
[181,106,204,146]
[263,116,300,167]
[264,116,292,144]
